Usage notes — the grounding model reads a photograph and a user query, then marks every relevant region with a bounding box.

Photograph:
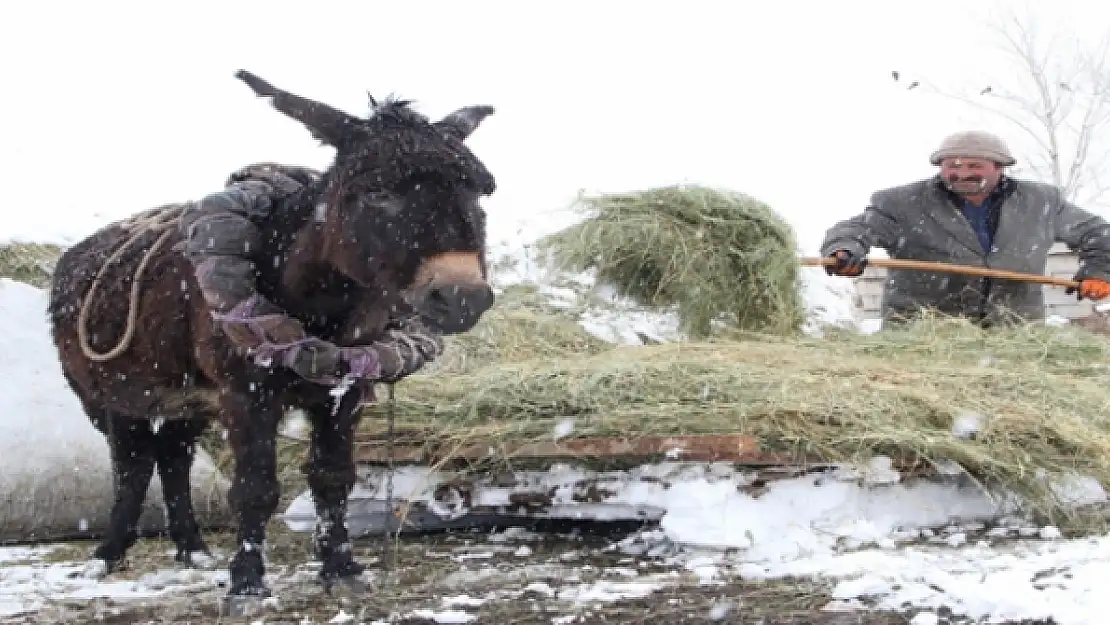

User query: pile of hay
[365,315,1110,521]
[426,284,614,375]
[537,184,805,338]
[0,242,63,287]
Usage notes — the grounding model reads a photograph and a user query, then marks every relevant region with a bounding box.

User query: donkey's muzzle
[418,284,495,335]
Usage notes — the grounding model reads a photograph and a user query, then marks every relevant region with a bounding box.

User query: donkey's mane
[365,94,426,127]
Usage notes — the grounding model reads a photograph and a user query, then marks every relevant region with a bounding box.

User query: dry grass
[536,184,806,338]
[0,242,62,288]
[363,313,1110,524]
[426,283,614,375]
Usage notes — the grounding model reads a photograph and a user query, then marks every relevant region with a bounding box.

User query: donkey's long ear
[435,105,495,141]
[235,70,360,147]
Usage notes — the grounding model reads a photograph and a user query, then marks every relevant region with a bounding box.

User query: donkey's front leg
[302,386,367,590]
[221,387,284,598]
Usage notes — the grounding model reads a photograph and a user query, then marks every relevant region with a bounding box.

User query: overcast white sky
[1,0,1107,253]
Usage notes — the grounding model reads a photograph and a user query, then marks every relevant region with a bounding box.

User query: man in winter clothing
[820,130,1110,325]
[177,162,443,384]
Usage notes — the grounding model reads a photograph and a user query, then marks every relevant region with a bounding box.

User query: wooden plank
[354,434,835,467]
[352,431,942,479]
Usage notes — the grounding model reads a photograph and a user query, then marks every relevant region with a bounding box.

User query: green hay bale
[0,242,63,288]
[364,314,1110,523]
[536,184,805,338]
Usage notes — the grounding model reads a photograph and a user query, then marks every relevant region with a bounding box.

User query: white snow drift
[0,278,232,544]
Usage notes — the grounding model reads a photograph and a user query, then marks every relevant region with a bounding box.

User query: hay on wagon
[363,314,1110,523]
[426,283,615,375]
[536,184,806,338]
[0,242,62,288]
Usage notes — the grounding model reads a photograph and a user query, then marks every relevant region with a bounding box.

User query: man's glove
[1066,277,1110,301]
[824,249,868,277]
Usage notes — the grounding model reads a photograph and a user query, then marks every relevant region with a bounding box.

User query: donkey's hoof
[227,575,271,597]
[320,558,369,595]
[175,549,218,570]
[73,558,111,580]
[229,543,268,599]
[320,558,365,581]
[321,572,369,597]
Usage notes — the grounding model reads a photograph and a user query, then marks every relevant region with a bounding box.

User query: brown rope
[77,205,187,362]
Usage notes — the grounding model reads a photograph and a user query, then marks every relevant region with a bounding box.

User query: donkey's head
[235,70,496,335]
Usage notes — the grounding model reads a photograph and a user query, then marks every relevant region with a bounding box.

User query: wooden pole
[801,256,1080,289]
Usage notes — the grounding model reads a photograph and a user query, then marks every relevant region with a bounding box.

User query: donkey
[47,69,497,600]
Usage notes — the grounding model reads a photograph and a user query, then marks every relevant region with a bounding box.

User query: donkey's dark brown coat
[47,70,497,598]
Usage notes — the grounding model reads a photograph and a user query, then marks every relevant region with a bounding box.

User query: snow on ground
[745,533,1110,624]
[0,545,224,619]
[608,467,1110,624]
[278,456,1110,623]
[8,462,1110,624]
[316,461,1107,561]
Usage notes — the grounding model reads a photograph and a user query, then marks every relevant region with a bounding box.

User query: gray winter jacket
[820,175,1110,324]
[178,163,321,313]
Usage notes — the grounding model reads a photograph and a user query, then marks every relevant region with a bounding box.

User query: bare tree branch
[900,9,1110,208]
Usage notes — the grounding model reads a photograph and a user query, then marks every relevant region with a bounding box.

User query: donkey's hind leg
[85,412,157,579]
[154,417,216,569]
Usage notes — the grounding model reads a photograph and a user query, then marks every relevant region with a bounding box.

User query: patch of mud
[0,523,1073,624]
[0,525,889,624]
